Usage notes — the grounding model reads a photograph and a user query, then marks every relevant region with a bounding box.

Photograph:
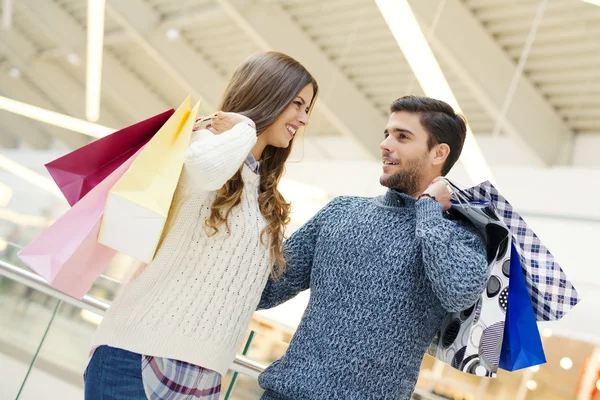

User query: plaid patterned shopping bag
[453,180,579,322]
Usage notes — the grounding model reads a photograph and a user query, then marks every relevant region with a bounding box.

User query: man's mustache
[382,152,401,164]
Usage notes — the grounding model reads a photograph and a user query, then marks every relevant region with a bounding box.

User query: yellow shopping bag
[98,96,202,262]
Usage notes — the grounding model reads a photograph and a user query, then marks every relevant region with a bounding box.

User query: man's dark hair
[390,95,467,176]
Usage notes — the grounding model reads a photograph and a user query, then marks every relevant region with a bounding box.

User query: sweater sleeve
[415,198,489,313]
[257,198,340,310]
[184,122,257,191]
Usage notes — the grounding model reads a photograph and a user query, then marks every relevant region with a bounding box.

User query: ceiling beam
[0,123,19,148]
[217,0,384,160]
[0,30,125,129]
[0,72,89,149]
[158,5,226,31]
[36,30,131,61]
[20,0,171,123]
[0,66,52,149]
[474,1,582,21]
[34,4,227,62]
[106,0,228,112]
[0,110,52,149]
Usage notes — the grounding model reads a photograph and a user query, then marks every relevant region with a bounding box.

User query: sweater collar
[380,189,418,208]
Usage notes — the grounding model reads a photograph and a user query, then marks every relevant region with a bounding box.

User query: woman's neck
[252,135,267,161]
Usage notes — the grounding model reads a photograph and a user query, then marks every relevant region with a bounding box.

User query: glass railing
[0,253,265,400]
[0,269,64,399]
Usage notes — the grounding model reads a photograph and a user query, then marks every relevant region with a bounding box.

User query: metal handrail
[0,260,266,378]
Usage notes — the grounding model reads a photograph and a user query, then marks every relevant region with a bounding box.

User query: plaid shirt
[141,356,221,399]
[244,152,260,174]
[87,155,260,399]
[86,348,221,400]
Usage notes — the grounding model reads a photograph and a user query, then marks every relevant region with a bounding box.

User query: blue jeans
[84,345,147,400]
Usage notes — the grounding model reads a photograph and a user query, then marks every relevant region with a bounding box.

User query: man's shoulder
[309,196,373,223]
[326,195,373,209]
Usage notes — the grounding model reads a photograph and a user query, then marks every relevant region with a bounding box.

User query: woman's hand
[207,112,256,134]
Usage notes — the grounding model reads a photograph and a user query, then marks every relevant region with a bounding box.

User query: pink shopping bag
[18,147,143,299]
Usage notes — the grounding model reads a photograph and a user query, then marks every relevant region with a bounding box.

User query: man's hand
[208,112,256,134]
[421,177,452,211]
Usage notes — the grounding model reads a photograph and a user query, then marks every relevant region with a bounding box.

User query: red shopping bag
[45,109,174,206]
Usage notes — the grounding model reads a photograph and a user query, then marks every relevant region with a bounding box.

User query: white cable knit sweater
[91,123,270,376]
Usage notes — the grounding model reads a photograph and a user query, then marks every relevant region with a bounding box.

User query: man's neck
[411,173,441,198]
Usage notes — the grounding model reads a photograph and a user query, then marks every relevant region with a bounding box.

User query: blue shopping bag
[499,242,546,371]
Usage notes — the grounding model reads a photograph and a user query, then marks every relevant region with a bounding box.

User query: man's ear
[431,143,450,168]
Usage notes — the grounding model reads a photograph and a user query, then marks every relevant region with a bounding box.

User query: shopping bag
[428,201,511,377]
[459,181,579,321]
[98,96,201,263]
[45,110,174,206]
[499,242,546,371]
[18,148,143,299]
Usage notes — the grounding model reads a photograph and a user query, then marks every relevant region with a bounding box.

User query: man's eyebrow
[384,128,414,135]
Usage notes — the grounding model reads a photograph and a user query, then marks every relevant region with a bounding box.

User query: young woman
[84,51,318,399]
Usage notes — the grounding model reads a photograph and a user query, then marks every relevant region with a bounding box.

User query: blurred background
[1,0,599,399]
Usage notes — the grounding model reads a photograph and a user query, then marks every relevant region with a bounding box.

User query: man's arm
[257,198,340,310]
[416,198,489,312]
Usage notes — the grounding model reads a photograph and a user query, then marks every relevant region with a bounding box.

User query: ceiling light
[560,357,573,370]
[67,52,81,66]
[583,0,600,6]
[526,380,537,390]
[166,28,180,40]
[8,67,20,78]
[86,0,106,122]
[374,0,493,185]
[529,365,540,373]
[596,379,600,391]
[0,95,114,138]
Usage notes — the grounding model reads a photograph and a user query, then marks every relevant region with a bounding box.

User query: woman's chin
[273,139,291,149]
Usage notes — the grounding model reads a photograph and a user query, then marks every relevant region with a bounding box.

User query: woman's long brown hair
[204,51,318,278]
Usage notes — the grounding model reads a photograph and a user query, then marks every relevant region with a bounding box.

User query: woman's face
[259,83,315,149]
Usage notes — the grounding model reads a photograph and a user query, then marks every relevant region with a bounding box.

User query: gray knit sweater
[257,190,488,400]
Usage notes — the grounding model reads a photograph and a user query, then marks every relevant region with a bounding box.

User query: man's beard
[380,155,427,195]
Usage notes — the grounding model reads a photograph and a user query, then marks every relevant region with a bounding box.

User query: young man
[257,96,489,400]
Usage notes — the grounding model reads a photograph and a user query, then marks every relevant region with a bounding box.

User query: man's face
[379,111,432,194]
